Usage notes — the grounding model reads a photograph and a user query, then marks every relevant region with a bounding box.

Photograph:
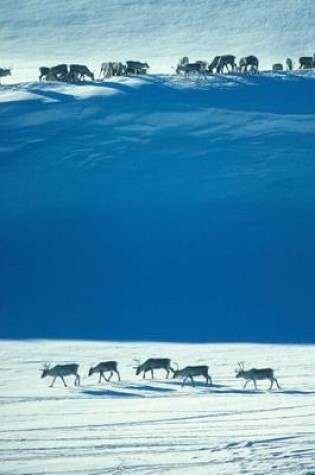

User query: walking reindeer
[134,358,173,379]
[235,362,281,390]
[40,363,80,387]
[173,364,212,387]
[88,361,120,382]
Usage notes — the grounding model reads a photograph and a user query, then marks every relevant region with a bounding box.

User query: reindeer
[272,63,284,71]
[217,55,237,73]
[235,362,281,390]
[126,61,150,75]
[88,361,120,382]
[173,365,212,387]
[69,64,94,81]
[176,61,207,78]
[40,363,80,387]
[0,67,11,84]
[299,55,315,70]
[134,358,173,379]
[39,67,51,81]
[286,58,293,71]
[112,62,127,76]
[100,62,127,79]
[208,56,221,73]
[100,62,114,79]
[239,56,259,73]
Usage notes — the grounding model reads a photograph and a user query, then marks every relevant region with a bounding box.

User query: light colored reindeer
[134,358,173,379]
[41,363,80,387]
[88,361,120,382]
[235,362,281,390]
[173,365,212,387]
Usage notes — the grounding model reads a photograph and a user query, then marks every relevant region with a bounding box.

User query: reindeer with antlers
[40,363,80,387]
[235,362,281,390]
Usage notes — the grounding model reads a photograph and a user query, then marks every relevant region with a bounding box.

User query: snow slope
[1,72,315,342]
[0,340,315,474]
[0,0,314,81]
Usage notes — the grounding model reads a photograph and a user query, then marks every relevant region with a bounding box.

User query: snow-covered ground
[1,0,315,471]
[0,0,314,82]
[0,340,315,474]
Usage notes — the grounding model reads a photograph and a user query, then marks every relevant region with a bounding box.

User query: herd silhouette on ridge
[0,53,315,83]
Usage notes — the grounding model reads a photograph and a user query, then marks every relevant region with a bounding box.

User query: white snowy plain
[0,340,315,475]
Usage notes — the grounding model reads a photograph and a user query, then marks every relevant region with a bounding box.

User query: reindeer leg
[108,372,113,381]
[50,376,57,388]
[182,377,187,387]
[269,379,274,390]
[253,380,257,390]
[190,376,195,387]
[243,380,249,389]
[99,373,102,383]
[166,369,170,379]
[151,369,154,379]
[143,370,146,379]
[116,370,121,381]
[61,376,67,387]
[76,374,80,386]
[274,378,281,389]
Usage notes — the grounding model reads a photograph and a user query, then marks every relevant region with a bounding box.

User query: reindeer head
[41,363,50,378]
[172,362,179,379]
[235,361,245,379]
[88,366,94,377]
[133,357,141,375]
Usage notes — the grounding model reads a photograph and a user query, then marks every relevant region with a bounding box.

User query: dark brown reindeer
[299,54,315,70]
[0,67,12,84]
[88,361,120,382]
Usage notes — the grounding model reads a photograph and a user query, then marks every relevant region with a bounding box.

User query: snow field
[0,340,315,474]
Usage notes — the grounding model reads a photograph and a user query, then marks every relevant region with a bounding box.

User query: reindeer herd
[40,358,281,391]
[175,53,315,78]
[0,52,314,84]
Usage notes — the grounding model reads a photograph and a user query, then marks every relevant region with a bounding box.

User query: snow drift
[1,72,315,341]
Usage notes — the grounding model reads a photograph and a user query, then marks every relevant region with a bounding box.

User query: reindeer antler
[235,361,245,373]
[40,362,50,371]
[132,356,141,369]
